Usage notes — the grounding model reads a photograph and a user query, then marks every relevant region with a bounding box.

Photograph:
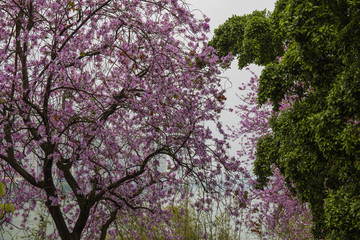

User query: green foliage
[0,182,14,223]
[107,205,200,239]
[212,0,360,238]
[0,182,5,197]
[254,135,279,189]
[209,10,283,69]
[325,186,360,239]
[110,202,239,240]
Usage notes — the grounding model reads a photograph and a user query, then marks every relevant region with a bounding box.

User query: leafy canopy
[211,0,360,239]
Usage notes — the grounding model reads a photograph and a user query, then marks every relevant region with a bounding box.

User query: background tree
[111,187,241,240]
[228,69,312,239]
[0,0,245,239]
[209,9,283,70]
[0,182,14,225]
[211,0,360,238]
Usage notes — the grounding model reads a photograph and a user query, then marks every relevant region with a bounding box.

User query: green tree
[211,0,360,239]
[0,182,14,225]
[110,199,240,240]
[209,10,284,70]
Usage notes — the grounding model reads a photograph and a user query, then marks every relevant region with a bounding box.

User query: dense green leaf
[212,0,360,238]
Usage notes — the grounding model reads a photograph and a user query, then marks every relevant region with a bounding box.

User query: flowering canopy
[227,69,312,239]
[0,0,242,239]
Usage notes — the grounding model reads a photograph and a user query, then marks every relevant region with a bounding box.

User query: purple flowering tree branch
[230,68,313,239]
[0,1,246,239]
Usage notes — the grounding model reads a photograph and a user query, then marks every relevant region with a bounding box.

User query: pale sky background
[187,0,277,139]
[188,0,276,28]
[186,3,277,238]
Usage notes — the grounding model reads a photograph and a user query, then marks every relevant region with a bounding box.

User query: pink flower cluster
[0,0,243,239]
[230,69,313,239]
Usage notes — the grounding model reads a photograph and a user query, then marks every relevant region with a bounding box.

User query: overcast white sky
[187,0,277,150]
[186,0,276,85]
[188,0,276,32]
[187,1,277,107]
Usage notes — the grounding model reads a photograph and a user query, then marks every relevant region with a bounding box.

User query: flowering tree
[227,69,312,239]
[0,0,244,239]
[247,168,313,240]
